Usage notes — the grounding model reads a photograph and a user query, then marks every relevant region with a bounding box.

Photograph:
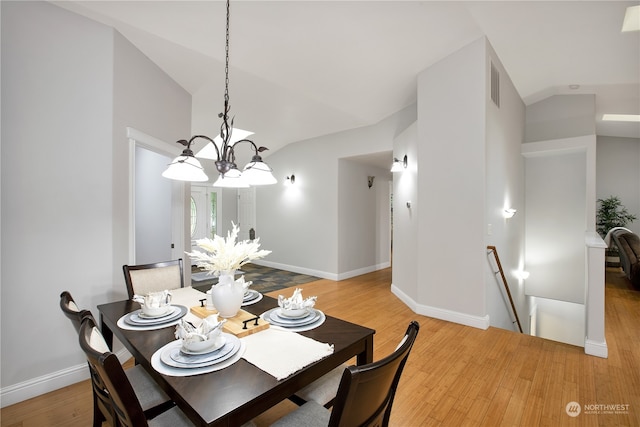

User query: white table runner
[240,328,334,380]
[168,286,207,324]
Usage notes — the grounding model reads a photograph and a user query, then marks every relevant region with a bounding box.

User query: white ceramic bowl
[181,335,224,353]
[141,304,171,317]
[279,307,309,318]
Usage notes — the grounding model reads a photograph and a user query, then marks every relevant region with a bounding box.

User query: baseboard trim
[336,262,391,281]
[391,283,490,330]
[255,260,338,280]
[584,338,608,358]
[254,260,390,282]
[0,348,132,408]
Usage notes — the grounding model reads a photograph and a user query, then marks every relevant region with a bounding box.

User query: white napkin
[241,329,334,380]
[278,288,317,310]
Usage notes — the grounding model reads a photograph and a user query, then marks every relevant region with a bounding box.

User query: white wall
[1,1,191,405]
[484,42,527,332]
[1,0,114,394]
[392,37,527,331]
[525,94,596,143]
[391,123,419,301]
[338,160,391,276]
[112,30,192,289]
[414,37,488,324]
[250,105,416,280]
[596,136,640,235]
[524,148,587,304]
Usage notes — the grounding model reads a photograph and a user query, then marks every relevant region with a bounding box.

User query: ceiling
[52,1,640,167]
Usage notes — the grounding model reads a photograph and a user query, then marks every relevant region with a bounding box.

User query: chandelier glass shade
[162,0,276,188]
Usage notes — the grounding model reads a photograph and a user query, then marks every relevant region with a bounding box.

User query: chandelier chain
[224,0,230,109]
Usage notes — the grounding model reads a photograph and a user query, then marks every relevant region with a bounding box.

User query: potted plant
[596,196,637,266]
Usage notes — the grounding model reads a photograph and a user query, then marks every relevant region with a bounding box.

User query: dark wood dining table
[98,292,375,427]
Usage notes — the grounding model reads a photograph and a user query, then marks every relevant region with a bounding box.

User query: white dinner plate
[123,305,187,326]
[180,336,227,355]
[264,308,321,327]
[272,308,319,324]
[243,290,260,302]
[260,309,326,333]
[160,334,241,369]
[151,340,246,377]
[241,291,263,306]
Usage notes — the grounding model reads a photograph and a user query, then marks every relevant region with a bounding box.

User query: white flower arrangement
[186,222,271,276]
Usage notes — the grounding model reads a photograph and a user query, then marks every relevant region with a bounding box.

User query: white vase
[210,270,244,318]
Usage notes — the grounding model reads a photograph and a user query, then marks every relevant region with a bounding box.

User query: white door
[237,187,256,240]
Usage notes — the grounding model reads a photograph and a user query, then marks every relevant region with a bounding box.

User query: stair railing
[486,245,523,333]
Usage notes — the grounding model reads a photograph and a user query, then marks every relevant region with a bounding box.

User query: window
[190,196,197,237]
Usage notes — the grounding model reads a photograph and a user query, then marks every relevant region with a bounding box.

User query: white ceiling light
[622,5,640,32]
[602,114,640,122]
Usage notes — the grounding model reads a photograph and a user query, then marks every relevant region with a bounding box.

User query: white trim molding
[584,338,608,358]
[391,283,490,330]
[0,348,131,408]
[254,261,391,282]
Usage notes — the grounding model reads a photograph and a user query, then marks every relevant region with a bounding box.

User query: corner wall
[392,37,526,332]
[1,1,191,405]
[414,37,488,325]
[254,105,416,280]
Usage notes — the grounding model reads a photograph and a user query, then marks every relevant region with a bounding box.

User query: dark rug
[191,263,320,294]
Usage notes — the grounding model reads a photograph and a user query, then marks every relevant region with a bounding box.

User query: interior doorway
[127,127,185,265]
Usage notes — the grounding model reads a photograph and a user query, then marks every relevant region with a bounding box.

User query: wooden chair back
[59,291,90,333]
[122,258,184,299]
[79,315,151,427]
[60,291,115,427]
[329,321,420,427]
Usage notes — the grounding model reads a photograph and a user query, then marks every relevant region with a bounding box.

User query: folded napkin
[278,288,317,310]
[175,314,225,344]
[241,329,334,380]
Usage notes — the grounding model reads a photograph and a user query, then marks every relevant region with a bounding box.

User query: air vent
[490,62,500,108]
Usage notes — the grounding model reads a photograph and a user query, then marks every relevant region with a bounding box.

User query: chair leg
[92,391,106,427]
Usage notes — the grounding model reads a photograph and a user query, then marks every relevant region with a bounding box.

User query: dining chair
[60,291,175,427]
[122,258,184,299]
[272,321,420,427]
[78,314,196,427]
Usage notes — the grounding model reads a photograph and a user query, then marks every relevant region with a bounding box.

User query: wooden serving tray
[190,306,269,338]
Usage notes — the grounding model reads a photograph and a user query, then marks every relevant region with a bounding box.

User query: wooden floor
[2,267,639,426]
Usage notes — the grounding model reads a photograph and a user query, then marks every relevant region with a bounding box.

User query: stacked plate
[242,289,262,306]
[123,305,187,327]
[159,333,241,369]
[261,307,324,330]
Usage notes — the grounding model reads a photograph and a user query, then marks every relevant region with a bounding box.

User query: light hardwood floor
[2,267,639,426]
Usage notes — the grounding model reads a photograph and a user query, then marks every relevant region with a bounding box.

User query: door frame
[126,127,186,265]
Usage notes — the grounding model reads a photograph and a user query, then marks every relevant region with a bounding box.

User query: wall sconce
[503,208,517,218]
[285,175,296,185]
[390,155,408,172]
[368,176,375,188]
[514,270,530,280]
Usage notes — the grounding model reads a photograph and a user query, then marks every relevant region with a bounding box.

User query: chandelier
[162,0,276,188]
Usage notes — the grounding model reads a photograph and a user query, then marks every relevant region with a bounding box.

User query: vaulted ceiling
[52,1,640,158]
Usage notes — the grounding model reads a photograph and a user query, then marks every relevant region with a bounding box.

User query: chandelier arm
[233,139,258,151]
[188,134,220,159]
